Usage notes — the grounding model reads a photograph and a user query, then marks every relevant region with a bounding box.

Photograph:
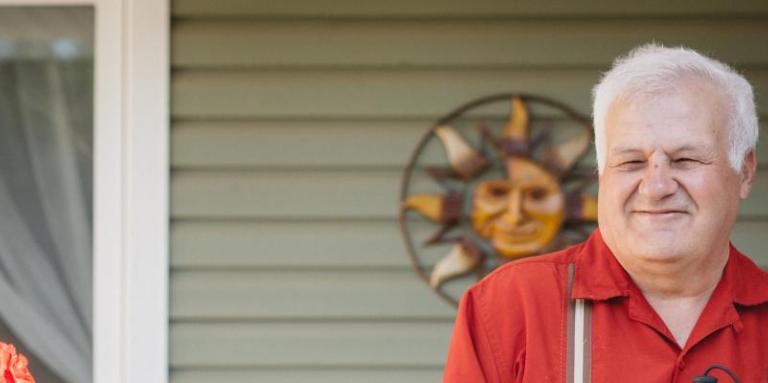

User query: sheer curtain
[0,43,92,382]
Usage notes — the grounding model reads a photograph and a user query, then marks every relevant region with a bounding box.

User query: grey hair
[592,44,758,173]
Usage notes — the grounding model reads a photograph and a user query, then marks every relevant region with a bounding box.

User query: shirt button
[678,360,686,370]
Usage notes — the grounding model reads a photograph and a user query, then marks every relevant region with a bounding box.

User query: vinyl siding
[169,1,768,381]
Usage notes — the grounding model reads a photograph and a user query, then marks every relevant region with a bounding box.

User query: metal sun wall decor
[399,94,598,305]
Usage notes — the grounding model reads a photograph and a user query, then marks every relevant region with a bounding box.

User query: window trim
[95,0,169,382]
[0,1,170,382]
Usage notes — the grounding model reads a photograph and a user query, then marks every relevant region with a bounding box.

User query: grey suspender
[566,262,592,383]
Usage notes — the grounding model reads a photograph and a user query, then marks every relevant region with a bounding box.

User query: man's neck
[615,248,729,347]
[617,248,728,299]
[642,281,718,347]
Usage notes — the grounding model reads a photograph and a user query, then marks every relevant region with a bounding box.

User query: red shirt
[443,230,768,382]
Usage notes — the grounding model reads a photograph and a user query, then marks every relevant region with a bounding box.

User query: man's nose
[638,159,678,200]
[502,189,528,226]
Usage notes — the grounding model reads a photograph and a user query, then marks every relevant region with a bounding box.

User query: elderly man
[443,45,767,382]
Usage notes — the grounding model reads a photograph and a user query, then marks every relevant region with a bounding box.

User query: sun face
[471,158,565,258]
[400,95,597,304]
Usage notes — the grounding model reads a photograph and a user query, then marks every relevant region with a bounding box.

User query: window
[0,1,168,382]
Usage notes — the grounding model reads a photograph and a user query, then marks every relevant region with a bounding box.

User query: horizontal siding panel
[171,68,598,119]
[171,169,768,219]
[170,321,452,367]
[171,120,439,168]
[170,269,456,319]
[171,169,419,219]
[172,120,768,168]
[171,368,441,383]
[172,0,768,17]
[171,119,594,168]
[173,19,768,68]
[171,219,438,268]
[171,220,768,269]
[171,69,768,119]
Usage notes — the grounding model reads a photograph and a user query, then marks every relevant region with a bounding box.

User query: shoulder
[730,248,768,306]
[473,245,576,294]
[463,244,579,314]
[732,249,768,278]
[451,245,579,380]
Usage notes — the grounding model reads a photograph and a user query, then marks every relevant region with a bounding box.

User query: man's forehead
[612,75,729,112]
[605,87,729,143]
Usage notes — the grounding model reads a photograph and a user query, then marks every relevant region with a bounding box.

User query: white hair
[592,44,758,173]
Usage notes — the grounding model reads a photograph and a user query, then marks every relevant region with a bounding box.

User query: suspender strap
[566,262,592,383]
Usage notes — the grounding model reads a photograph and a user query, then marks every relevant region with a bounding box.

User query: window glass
[0,7,93,383]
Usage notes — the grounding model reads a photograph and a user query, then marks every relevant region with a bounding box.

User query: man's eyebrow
[609,146,643,156]
[609,144,714,156]
[671,144,712,153]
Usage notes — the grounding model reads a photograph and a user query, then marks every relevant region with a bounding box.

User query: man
[443,44,767,382]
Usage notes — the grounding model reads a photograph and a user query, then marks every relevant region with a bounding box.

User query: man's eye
[608,160,645,172]
[673,157,701,168]
[617,160,644,168]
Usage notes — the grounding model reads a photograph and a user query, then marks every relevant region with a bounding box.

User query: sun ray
[424,224,461,245]
[543,128,591,176]
[499,97,530,156]
[503,96,529,141]
[430,240,483,289]
[434,125,488,180]
[424,166,463,191]
[401,192,462,223]
[528,122,553,152]
[475,122,495,157]
[566,191,598,221]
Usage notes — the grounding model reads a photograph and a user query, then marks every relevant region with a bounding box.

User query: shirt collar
[571,229,631,301]
[727,243,768,306]
[571,228,768,306]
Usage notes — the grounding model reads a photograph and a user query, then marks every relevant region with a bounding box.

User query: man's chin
[632,246,688,263]
[604,220,702,261]
[622,231,691,261]
[627,218,691,238]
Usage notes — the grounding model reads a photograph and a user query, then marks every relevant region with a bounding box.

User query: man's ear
[739,150,757,199]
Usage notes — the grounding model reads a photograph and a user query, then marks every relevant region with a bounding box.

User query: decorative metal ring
[399,93,597,306]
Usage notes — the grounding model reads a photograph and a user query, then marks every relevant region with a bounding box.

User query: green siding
[172,121,768,168]
[170,169,768,219]
[172,0,768,17]
[172,19,768,68]
[171,322,451,367]
[171,220,445,268]
[172,69,768,118]
[171,270,455,319]
[171,221,768,271]
[170,1,768,381]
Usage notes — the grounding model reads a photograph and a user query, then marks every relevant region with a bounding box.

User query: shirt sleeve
[442,287,503,383]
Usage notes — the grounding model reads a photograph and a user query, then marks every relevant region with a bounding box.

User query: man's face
[598,80,754,265]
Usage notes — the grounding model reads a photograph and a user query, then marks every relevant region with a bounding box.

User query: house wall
[169,1,768,381]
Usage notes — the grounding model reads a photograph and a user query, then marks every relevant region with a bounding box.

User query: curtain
[0,46,93,382]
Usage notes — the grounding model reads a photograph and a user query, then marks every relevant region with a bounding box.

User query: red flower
[0,343,34,383]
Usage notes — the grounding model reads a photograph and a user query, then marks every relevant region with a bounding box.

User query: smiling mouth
[632,210,688,218]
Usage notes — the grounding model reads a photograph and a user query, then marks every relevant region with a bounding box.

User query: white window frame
[0,1,169,382]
